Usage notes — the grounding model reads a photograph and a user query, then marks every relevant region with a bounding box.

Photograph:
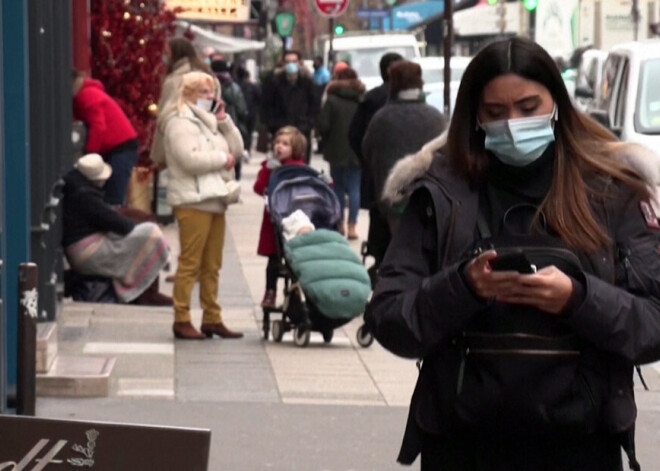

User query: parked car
[587,39,660,150]
[412,56,472,115]
[573,48,608,111]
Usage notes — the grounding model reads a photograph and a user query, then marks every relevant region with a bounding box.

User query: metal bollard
[17,262,38,415]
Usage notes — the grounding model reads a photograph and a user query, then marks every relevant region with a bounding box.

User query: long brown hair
[167,37,211,75]
[447,37,648,252]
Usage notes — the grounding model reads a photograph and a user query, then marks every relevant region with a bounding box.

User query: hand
[495,266,574,315]
[464,250,523,299]
[224,153,235,170]
[215,100,227,121]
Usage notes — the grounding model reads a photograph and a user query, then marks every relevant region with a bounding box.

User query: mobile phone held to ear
[490,251,536,274]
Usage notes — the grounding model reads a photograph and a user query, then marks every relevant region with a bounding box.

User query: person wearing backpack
[365,37,660,471]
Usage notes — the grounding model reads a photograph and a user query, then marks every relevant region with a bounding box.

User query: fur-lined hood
[381,132,660,213]
[326,78,366,96]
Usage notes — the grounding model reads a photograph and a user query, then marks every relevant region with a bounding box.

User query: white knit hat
[74,153,112,181]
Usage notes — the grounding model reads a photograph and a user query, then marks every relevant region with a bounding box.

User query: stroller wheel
[271,320,285,343]
[293,326,311,347]
[322,330,334,344]
[356,324,374,348]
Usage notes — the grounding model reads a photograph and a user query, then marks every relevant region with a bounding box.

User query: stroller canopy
[268,166,341,230]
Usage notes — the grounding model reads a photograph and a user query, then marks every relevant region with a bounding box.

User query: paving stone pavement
[36,152,660,470]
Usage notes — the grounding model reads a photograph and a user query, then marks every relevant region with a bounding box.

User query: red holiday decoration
[90,0,180,174]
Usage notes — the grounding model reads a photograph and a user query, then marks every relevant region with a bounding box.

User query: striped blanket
[65,222,169,303]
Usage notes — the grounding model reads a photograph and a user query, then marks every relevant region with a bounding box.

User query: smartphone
[490,251,536,274]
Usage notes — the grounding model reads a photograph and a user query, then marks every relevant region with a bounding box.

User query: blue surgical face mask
[285,62,299,75]
[480,106,558,167]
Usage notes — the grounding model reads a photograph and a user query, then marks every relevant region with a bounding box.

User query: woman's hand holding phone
[464,250,574,314]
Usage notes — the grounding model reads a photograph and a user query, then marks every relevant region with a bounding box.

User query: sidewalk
[36,152,417,470]
[36,152,660,470]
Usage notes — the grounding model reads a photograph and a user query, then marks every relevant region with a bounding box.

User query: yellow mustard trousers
[173,207,226,324]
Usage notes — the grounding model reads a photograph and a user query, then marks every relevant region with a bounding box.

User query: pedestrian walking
[365,37,660,470]
[235,65,261,158]
[211,59,249,180]
[346,52,403,267]
[317,67,365,239]
[362,60,447,236]
[157,71,244,341]
[254,126,308,308]
[261,50,317,163]
[72,71,139,206]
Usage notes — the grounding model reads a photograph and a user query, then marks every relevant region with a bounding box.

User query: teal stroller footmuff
[284,229,371,320]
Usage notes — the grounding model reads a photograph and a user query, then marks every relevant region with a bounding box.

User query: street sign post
[315,0,349,69]
[314,0,349,18]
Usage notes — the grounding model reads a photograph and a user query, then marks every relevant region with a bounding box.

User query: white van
[589,39,660,150]
[315,32,422,91]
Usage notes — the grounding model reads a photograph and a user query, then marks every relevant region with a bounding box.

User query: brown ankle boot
[347,223,358,240]
[200,322,244,339]
[173,322,205,340]
[261,289,276,309]
[134,278,173,306]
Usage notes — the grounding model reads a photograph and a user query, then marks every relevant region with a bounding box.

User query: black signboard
[0,415,211,470]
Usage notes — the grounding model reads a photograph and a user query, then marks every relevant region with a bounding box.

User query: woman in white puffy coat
[157,71,245,340]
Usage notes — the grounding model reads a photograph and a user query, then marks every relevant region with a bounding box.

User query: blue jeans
[330,165,361,224]
[103,144,138,206]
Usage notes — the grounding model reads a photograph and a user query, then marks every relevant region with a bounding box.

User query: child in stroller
[263,164,374,347]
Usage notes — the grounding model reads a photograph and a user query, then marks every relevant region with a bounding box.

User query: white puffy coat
[160,103,244,209]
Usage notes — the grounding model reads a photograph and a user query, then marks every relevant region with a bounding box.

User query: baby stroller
[262,165,374,348]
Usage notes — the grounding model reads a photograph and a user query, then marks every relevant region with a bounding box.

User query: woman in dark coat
[317,67,365,239]
[366,37,660,470]
[362,60,447,237]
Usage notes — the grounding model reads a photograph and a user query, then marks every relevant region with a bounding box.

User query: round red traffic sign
[315,0,349,18]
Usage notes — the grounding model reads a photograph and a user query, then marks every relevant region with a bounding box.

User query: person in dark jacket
[365,37,660,471]
[362,60,447,236]
[347,52,403,265]
[317,67,365,239]
[261,50,317,163]
[236,66,261,157]
[72,70,139,206]
[62,154,172,306]
[211,59,249,180]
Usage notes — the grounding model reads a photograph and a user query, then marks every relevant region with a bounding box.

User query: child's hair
[274,126,307,160]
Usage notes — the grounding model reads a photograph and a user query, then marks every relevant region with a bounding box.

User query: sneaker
[261,289,276,309]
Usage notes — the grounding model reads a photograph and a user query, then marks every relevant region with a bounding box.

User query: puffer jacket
[317,78,365,168]
[366,143,660,466]
[160,103,243,208]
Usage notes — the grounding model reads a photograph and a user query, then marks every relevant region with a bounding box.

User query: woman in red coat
[72,71,138,206]
[254,126,307,308]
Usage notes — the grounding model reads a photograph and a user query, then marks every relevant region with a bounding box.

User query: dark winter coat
[217,75,249,141]
[73,78,137,155]
[365,149,660,468]
[62,169,135,247]
[362,95,446,213]
[254,158,307,256]
[348,82,389,208]
[317,79,365,168]
[237,78,261,124]
[261,70,317,135]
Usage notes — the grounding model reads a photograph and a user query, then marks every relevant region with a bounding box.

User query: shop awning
[175,20,266,53]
